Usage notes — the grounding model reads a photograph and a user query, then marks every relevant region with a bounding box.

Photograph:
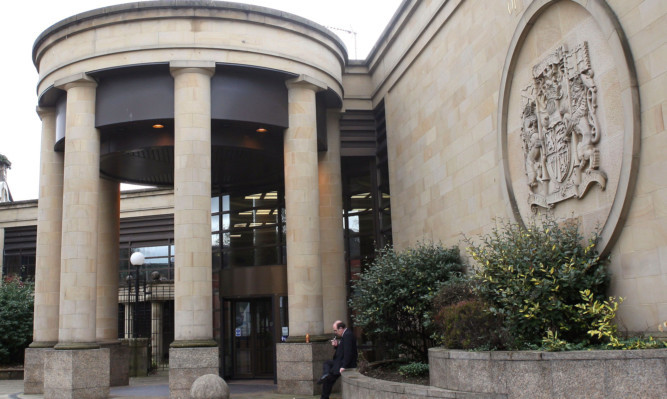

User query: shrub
[465,217,610,348]
[0,276,34,364]
[398,362,429,378]
[433,299,509,350]
[349,243,464,361]
[431,276,477,310]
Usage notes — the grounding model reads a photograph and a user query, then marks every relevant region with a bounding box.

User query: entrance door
[223,298,274,378]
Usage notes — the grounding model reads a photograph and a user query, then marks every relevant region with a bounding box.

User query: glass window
[211,189,285,268]
[133,246,169,258]
[342,156,392,280]
[118,241,174,284]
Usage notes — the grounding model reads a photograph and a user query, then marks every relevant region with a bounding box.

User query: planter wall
[429,348,667,399]
[342,370,501,399]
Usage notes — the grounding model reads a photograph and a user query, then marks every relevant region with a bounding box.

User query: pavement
[0,372,342,399]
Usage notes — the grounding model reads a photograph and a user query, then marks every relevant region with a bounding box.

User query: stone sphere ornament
[190,374,230,399]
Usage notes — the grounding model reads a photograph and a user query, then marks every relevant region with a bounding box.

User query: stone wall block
[429,348,667,398]
[276,361,317,381]
[104,342,129,386]
[550,360,605,398]
[505,360,551,399]
[170,347,219,368]
[606,358,666,397]
[23,348,53,394]
[169,346,219,399]
[44,349,110,398]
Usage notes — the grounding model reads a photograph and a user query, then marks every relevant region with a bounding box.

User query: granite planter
[429,347,667,399]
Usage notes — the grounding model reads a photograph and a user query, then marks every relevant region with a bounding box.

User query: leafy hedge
[0,277,34,364]
[465,217,610,348]
[350,243,464,361]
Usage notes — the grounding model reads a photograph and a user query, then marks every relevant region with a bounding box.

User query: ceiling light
[256,127,268,133]
[152,124,164,129]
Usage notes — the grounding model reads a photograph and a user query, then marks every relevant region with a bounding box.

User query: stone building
[0,155,12,203]
[0,0,664,398]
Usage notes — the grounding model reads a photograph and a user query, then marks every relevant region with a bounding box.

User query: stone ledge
[342,371,504,399]
[0,368,23,380]
[429,348,667,398]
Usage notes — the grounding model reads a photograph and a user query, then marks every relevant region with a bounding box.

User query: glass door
[223,298,274,378]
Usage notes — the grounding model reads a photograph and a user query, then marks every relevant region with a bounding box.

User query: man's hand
[339,368,345,373]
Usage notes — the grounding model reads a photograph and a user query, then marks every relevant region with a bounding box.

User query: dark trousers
[320,360,340,399]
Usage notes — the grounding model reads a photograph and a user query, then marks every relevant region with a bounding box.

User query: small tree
[349,243,464,361]
[0,276,34,364]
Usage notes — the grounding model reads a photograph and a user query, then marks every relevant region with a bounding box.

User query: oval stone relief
[498,0,640,255]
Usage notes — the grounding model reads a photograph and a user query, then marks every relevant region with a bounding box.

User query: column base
[24,344,56,394]
[276,341,335,395]
[100,340,130,386]
[169,342,219,399]
[44,348,110,399]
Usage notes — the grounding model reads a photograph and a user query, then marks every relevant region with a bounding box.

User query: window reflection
[119,243,174,282]
[211,190,285,268]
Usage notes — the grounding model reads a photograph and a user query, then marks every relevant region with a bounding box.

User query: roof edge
[32,0,349,67]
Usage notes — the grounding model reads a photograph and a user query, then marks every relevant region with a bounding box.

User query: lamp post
[130,251,145,338]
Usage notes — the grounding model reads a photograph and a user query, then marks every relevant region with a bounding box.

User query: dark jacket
[333,328,358,372]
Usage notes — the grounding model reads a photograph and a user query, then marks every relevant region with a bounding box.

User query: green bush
[398,362,429,378]
[431,276,477,310]
[433,299,509,350]
[465,217,610,348]
[0,277,34,364]
[349,243,464,361]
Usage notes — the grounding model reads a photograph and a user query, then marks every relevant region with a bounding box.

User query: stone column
[319,109,347,326]
[96,178,120,342]
[277,75,328,396]
[97,178,128,386]
[44,73,110,399]
[24,107,63,394]
[284,75,327,339]
[169,61,218,399]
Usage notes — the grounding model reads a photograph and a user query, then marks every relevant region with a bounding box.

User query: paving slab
[0,373,341,399]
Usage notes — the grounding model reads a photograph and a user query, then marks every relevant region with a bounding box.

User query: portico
[27,2,349,398]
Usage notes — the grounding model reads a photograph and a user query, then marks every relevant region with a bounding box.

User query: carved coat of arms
[520,42,606,210]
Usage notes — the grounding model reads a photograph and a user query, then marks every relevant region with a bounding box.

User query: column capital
[54,73,97,91]
[286,74,327,92]
[169,60,216,78]
[36,106,55,120]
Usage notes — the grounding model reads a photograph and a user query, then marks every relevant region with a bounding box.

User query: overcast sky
[0,0,402,201]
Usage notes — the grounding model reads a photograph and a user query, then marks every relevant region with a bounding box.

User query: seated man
[318,320,358,399]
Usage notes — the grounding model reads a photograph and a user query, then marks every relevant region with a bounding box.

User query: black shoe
[317,373,329,385]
